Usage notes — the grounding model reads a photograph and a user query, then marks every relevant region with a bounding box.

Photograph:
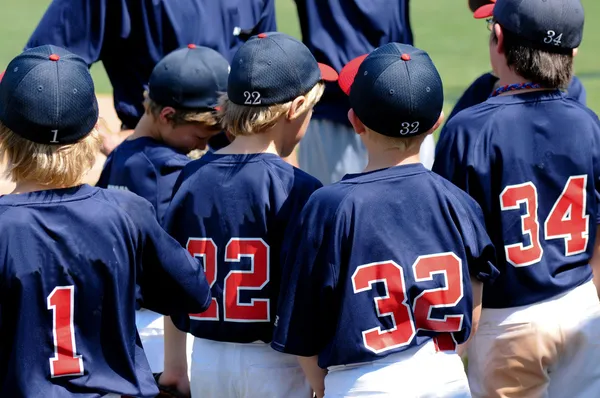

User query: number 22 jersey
[163,152,322,343]
[271,164,499,368]
[433,90,600,308]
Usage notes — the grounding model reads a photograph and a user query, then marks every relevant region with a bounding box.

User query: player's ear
[159,106,176,124]
[493,24,505,55]
[427,111,445,136]
[348,109,367,135]
[573,47,579,57]
[287,95,307,121]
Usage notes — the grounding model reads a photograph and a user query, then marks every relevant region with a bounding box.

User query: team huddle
[1,0,599,397]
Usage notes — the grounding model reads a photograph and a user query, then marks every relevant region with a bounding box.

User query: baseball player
[95,44,229,380]
[294,0,437,180]
[442,0,587,126]
[0,45,212,397]
[26,0,276,132]
[160,32,337,397]
[272,43,499,398]
[433,0,600,396]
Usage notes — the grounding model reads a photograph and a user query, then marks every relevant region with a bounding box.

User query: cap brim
[318,63,339,82]
[338,54,369,96]
[473,3,495,19]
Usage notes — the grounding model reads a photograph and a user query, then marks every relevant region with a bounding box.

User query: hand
[157,371,191,398]
[96,117,133,156]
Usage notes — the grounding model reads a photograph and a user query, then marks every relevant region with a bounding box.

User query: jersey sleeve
[122,153,160,217]
[25,0,115,65]
[154,155,189,224]
[433,118,470,190]
[454,194,499,283]
[271,192,343,357]
[255,0,277,34]
[133,198,212,316]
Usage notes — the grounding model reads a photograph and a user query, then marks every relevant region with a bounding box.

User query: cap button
[187,44,197,49]
[401,54,411,61]
[49,54,60,62]
[257,33,268,39]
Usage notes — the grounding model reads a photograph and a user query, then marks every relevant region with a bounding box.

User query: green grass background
[1,0,599,116]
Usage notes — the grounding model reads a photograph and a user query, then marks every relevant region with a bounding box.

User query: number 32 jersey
[163,153,322,343]
[271,164,499,368]
[433,91,600,309]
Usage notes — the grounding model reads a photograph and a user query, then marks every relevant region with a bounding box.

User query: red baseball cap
[473,0,495,19]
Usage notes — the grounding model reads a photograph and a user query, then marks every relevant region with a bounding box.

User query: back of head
[0,45,100,187]
[475,0,584,89]
[339,43,444,149]
[146,44,229,129]
[218,32,338,137]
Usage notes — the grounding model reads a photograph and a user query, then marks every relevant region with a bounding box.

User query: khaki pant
[468,281,600,398]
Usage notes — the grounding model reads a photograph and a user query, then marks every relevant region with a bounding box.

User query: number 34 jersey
[433,91,600,309]
[163,153,322,343]
[271,164,499,368]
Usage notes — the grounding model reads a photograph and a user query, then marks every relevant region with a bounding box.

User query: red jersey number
[186,238,270,323]
[501,176,588,267]
[47,286,84,378]
[352,252,464,354]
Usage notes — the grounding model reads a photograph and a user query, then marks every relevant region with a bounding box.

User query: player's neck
[496,71,549,96]
[363,149,421,173]
[216,129,283,156]
[11,181,74,194]
[128,114,161,141]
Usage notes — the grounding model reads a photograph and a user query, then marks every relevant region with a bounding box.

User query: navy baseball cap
[474,0,584,51]
[149,44,229,111]
[227,32,338,106]
[0,45,98,145]
[339,43,444,138]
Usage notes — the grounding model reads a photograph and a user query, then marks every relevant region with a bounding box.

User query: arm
[298,356,327,398]
[158,317,190,396]
[136,199,211,315]
[589,225,600,298]
[457,277,483,357]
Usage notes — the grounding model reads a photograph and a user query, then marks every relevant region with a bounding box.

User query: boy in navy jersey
[160,32,338,397]
[441,0,586,128]
[96,44,229,378]
[0,46,211,397]
[434,0,600,396]
[272,43,498,398]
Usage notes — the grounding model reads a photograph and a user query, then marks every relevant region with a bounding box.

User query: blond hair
[217,82,325,137]
[145,96,221,130]
[0,121,101,187]
[365,127,427,152]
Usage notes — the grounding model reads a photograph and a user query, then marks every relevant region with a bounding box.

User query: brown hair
[217,82,325,137]
[492,25,573,89]
[144,96,221,130]
[0,121,101,187]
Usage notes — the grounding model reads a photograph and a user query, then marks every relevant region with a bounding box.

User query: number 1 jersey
[163,153,322,343]
[271,164,498,368]
[433,90,600,308]
[0,185,211,397]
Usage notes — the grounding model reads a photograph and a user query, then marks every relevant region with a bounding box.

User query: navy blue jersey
[26,0,276,128]
[163,153,322,343]
[433,91,600,309]
[445,73,586,125]
[0,185,211,397]
[96,137,190,223]
[295,0,412,125]
[271,164,498,368]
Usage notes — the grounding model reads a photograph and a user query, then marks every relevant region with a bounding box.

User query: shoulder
[143,144,190,169]
[291,166,323,193]
[303,182,355,220]
[93,188,156,221]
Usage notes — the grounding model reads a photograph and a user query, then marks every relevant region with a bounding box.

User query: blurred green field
[1,0,599,115]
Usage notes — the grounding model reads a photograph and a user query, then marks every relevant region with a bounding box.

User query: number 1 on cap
[50,130,59,143]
